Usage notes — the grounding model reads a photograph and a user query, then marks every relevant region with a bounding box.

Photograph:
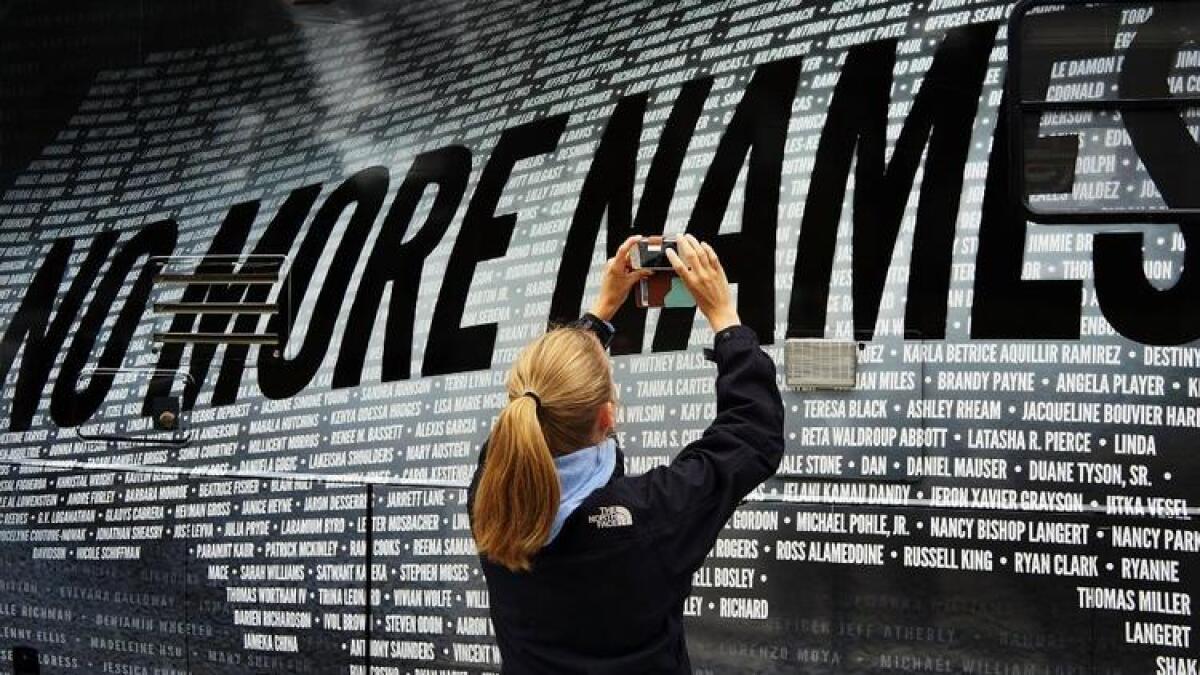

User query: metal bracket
[149,253,291,357]
[73,368,194,449]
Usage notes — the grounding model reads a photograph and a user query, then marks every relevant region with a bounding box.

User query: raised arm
[615,234,785,576]
[575,234,653,349]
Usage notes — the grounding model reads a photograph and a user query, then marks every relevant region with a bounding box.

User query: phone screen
[637,240,677,270]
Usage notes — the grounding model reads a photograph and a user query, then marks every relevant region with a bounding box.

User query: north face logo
[588,505,633,529]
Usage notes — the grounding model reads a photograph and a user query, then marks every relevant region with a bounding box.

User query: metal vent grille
[784,339,858,390]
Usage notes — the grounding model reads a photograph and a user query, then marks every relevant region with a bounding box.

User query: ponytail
[472,395,561,572]
[471,326,616,572]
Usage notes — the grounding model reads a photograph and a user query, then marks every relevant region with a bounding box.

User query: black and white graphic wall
[0,0,1196,673]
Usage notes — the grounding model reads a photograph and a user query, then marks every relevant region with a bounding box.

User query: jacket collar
[546,435,617,544]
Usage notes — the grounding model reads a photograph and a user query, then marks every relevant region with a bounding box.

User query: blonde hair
[472,325,616,572]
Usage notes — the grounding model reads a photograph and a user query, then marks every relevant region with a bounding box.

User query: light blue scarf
[546,436,617,544]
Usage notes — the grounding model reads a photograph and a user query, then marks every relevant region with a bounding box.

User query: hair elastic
[522,390,542,408]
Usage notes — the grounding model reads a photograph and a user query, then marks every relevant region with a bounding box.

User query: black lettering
[1,233,115,431]
[257,167,389,399]
[334,146,471,386]
[51,219,178,427]
[549,79,712,354]
[141,200,255,413]
[137,186,325,410]
[654,57,802,350]
[423,115,568,376]
[209,185,324,405]
[972,98,1082,338]
[1092,5,1200,344]
[1094,228,1200,344]
[973,7,1118,337]
[789,25,995,341]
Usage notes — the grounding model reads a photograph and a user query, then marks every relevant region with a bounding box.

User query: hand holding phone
[663,234,740,333]
[629,236,696,309]
[589,236,655,321]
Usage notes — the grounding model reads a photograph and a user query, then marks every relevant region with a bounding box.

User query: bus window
[1008,1,1200,222]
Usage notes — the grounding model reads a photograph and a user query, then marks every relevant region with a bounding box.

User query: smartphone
[630,236,679,271]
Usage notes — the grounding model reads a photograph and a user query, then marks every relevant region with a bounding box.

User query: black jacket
[466,315,785,674]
